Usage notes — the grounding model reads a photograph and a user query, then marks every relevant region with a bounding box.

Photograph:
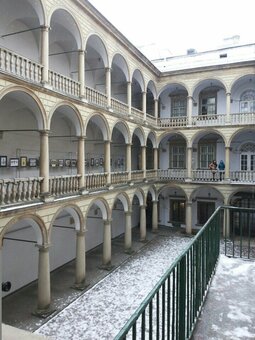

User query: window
[171,96,187,117]
[199,144,216,169]
[240,90,255,113]
[240,143,255,171]
[199,88,217,116]
[170,200,186,225]
[197,201,215,225]
[169,145,186,168]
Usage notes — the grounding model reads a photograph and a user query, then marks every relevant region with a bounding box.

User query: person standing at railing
[209,160,217,180]
[218,160,225,181]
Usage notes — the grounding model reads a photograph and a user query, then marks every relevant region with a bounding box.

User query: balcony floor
[192,254,255,339]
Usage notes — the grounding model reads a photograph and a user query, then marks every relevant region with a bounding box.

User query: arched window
[240,143,255,171]
[240,90,255,113]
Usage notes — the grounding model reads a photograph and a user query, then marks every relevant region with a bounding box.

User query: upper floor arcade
[0,0,254,130]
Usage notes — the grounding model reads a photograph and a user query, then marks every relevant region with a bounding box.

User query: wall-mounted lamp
[2,281,11,292]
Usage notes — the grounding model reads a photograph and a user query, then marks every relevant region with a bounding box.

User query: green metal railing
[115,207,223,340]
[224,206,255,259]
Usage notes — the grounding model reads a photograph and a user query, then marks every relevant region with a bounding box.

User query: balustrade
[159,116,188,128]
[191,114,226,126]
[231,112,255,125]
[85,87,107,107]
[0,47,42,83]
[85,173,107,190]
[158,169,186,181]
[131,170,144,181]
[230,171,255,183]
[111,171,128,185]
[48,71,80,97]
[49,175,80,196]
[111,98,129,115]
[0,177,43,206]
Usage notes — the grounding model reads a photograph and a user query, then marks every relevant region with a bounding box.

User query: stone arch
[158,130,188,147]
[132,188,145,206]
[0,85,47,130]
[85,197,110,221]
[132,126,146,146]
[111,53,130,81]
[111,119,131,144]
[112,192,131,212]
[0,214,47,247]
[48,101,84,136]
[84,32,109,67]
[84,112,110,140]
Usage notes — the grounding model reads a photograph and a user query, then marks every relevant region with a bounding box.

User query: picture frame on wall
[90,158,94,167]
[99,157,104,166]
[20,156,27,167]
[65,159,71,167]
[10,158,19,167]
[29,158,37,167]
[0,156,7,167]
[58,159,64,167]
[50,159,58,167]
[71,159,77,167]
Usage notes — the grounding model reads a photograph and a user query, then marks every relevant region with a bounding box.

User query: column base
[71,281,90,291]
[139,238,148,243]
[152,228,159,234]
[79,187,89,195]
[40,192,54,203]
[98,263,115,271]
[32,307,56,319]
[124,248,134,255]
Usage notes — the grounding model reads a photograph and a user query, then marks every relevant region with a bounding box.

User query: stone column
[226,92,231,123]
[106,67,111,108]
[41,26,49,84]
[77,137,85,189]
[36,244,51,314]
[187,95,193,126]
[225,146,230,180]
[142,91,147,121]
[104,140,111,185]
[78,50,85,98]
[124,211,132,253]
[186,147,193,181]
[223,199,230,238]
[142,146,146,180]
[152,200,158,232]
[186,201,192,234]
[153,147,158,171]
[102,219,112,267]
[74,230,86,288]
[154,98,159,121]
[40,130,49,194]
[126,143,132,182]
[127,81,132,116]
[140,205,146,241]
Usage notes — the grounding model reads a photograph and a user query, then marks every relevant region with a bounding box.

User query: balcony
[1,169,254,209]
[1,47,254,129]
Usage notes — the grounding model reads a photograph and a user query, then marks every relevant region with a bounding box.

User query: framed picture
[100,157,104,166]
[65,159,71,167]
[90,158,94,167]
[95,159,99,167]
[0,156,7,167]
[10,158,19,167]
[29,158,37,167]
[20,156,27,167]
[58,159,64,167]
[50,159,57,167]
[71,159,77,167]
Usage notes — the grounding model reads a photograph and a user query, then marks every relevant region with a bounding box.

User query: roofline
[77,0,161,76]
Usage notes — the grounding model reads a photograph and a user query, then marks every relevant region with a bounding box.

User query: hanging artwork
[0,156,7,167]
[29,158,37,167]
[20,156,27,167]
[10,158,19,167]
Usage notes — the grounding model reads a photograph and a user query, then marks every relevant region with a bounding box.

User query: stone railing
[131,107,144,122]
[48,71,80,97]
[191,114,226,126]
[111,98,129,115]
[85,87,107,107]
[158,169,186,181]
[131,170,144,181]
[0,47,42,83]
[159,116,188,128]
[145,169,157,180]
[192,169,220,182]
[0,177,43,206]
[230,171,255,183]
[231,112,255,125]
[49,175,81,196]
[111,171,129,185]
[85,173,107,190]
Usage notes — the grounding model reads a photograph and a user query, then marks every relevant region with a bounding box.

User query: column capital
[103,219,112,225]
[125,211,132,216]
[226,92,231,96]
[76,230,86,236]
[105,67,112,72]
[36,243,51,251]
[140,205,146,209]
[40,25,51,31]
[152,200,158,204]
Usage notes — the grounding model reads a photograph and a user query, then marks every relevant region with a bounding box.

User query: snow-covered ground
[35,233,192,339]
[193,254,255,340]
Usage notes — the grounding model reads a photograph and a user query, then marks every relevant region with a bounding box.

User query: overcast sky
[89,0,255,59]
